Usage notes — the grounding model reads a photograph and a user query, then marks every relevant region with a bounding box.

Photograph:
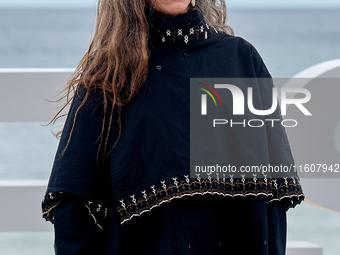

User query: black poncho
[42,8,304,255]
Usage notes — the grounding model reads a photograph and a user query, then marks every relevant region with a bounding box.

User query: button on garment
[42,7,304,255]
[183,52,189,58]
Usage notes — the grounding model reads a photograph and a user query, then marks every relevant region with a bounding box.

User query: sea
[0,8,340,255]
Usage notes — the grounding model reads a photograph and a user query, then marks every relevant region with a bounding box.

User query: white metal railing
[0,68,73,233]
[0,180,52,232]
[0,68,73,122]
[2,67,336,254]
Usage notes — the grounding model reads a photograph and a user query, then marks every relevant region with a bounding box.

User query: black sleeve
[53,193,108,255]
[41,86,116,253]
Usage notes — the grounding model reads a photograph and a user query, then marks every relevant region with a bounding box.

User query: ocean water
[0,8,340,255]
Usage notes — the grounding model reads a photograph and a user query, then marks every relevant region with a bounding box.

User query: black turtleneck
[145,7,222,49]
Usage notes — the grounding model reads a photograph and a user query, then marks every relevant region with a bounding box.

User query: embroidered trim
[42,191,64,224]
[156,24,217,45]
[42,191,108,231]
[117,173,304,225]
[84,200,108,230]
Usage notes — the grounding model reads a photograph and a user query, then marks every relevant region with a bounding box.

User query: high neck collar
[145,7,221,49]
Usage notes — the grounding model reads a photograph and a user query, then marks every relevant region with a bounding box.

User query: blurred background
[0,0,339,254]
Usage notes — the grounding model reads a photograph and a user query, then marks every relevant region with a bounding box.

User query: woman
[42,0,304,254]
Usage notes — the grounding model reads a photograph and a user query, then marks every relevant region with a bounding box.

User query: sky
[0,0,340,9]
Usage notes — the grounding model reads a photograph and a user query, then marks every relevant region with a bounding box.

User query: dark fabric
[43,9,303,224]
[53,193,287,255]
[53,194,107,255]
[112,195,287,255]
[43,7,303,255]
[109,9,304,223]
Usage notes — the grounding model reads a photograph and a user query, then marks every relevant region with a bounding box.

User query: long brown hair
[53,0,233,158]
